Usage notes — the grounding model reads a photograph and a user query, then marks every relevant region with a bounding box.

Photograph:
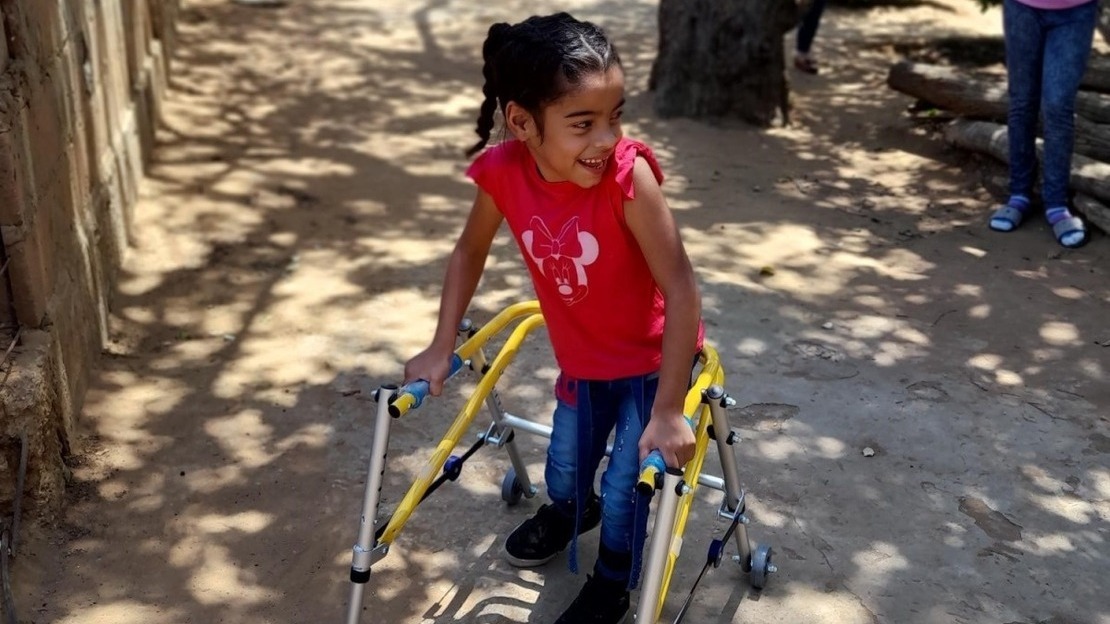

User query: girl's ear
[504,101,535,142]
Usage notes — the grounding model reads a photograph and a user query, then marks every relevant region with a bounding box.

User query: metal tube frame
[345,387,397,624]
[635,470,686,624]
[707,390,752,572]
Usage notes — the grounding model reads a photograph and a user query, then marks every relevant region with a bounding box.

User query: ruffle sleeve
[613,138,664,201]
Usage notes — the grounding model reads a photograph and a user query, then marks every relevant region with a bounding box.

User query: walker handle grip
[389,381,430,417]
[636,450,667,495]
[635,415,697,494]
[388,354,464,418]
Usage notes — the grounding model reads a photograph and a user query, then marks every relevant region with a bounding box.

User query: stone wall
[0,0,180,522]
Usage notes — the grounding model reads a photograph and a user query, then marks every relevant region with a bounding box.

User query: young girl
[404,13,702,624]
[989,0,1097,248]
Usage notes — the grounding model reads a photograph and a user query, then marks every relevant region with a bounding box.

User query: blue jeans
[546,372,658,581]
[796,0,828,54]
[1003,0,1097,208]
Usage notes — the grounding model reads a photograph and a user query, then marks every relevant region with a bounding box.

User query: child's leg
[596,376,659,581]
[1002,0,1045,208]
[1040,1,1097,247]
[505,375,602,568]
[552,376,656,624]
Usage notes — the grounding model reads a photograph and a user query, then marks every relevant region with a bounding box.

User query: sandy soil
[13,1,1110,623]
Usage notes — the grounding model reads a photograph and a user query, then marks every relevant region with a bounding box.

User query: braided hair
[466,13,621,157]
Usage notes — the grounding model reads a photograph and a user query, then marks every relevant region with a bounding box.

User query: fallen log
[1083,54,1110,94]
[1102,0,1110,46]
[888,62,1008,119]
[944,119,1110,207]
[1075,193,1110,234]
[888,61,1110,124]
[1075,117,1110,162]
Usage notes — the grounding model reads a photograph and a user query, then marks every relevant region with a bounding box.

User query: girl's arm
[403,189,503,395]
[624,156,702,468]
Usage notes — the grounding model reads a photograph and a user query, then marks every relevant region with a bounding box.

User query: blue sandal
[989,200,1029,232]
[1051,215,1088,248]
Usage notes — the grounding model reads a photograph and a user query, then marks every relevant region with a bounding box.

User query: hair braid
[466,23,512,157]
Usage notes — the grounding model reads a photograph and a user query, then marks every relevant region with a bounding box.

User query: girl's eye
[574,121,592,130]
[612,109,624,120]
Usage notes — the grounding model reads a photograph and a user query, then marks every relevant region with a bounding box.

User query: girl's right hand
[403,345,455,396]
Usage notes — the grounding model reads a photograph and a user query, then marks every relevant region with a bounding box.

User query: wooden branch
[888,61,1110,124]
[944,119,1110,205]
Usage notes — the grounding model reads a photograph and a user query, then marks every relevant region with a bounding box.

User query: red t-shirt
[466,137,702,380]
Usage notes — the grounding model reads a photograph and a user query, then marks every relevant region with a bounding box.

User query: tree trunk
[650,0,799,126]
[888,61,1110,123]
[944,119,1110,205]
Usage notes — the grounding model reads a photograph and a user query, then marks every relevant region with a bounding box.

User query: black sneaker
[554,574,630,624]
[504,492,600,567]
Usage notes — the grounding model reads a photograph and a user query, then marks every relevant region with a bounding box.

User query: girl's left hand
[639,411,696,469]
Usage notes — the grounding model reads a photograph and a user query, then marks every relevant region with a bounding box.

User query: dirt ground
[13,0,1110,623]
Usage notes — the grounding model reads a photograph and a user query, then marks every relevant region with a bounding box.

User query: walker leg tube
[345,386,397,624]
[707,392,752,571]
[636,470,685,624]
[472,348,538,499]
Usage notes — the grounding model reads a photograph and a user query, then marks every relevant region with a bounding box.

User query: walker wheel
[501,468,524,506]
[749,543,775,590]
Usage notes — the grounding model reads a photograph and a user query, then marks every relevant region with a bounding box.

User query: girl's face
[518,66,626,188]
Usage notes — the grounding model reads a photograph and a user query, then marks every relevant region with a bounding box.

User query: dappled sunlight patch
[941,521,969,548]
[968,303,991,319]
[967,353,1024,386]
[1039,321,1080,347]
[735,337,769,357]
[813,435,848,457]
[873,339,929,367]
[1088,468,1110,501]
[258,157,357,178]
[184,464,249,492]
[127,473,168,513]
[274,422,332,452]
[1026,532,1078,554]
[1028,493,1098,526]
[204,409,277,469]
[1077,357,1105,380]
[755,582,882,621]
[53,602,180,624]
[754,436,811,462]
[1051,286,1087,300]
[1030,348,1064,365]
[189,543,278,605]
[960,245,988,258]
[954,283,983,297]
[355,234,455,262]
[851,541,910,579]
[195,510,275,534]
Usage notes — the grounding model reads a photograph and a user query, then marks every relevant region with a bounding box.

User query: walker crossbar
[345,301,775,624]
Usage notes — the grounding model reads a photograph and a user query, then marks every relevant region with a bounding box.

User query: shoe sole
[504,550,560,568]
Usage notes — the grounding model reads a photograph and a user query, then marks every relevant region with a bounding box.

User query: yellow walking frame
[344,301,775,624]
